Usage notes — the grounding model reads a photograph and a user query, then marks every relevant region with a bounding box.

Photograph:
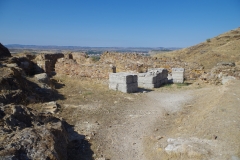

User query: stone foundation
[138,68,168,89]
[109,73,138,93]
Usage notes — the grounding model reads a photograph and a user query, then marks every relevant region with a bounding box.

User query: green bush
[91,56,100,62]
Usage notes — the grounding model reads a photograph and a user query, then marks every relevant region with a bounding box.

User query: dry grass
[53,75,132,105]
[153,27,240,70]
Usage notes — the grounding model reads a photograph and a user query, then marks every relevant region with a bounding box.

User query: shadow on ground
[66,123,94,160]
[138,88,153,93]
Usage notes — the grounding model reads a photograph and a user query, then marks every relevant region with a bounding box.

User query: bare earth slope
[154,27,240,70]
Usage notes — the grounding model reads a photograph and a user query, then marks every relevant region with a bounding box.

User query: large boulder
[0,43,11,58]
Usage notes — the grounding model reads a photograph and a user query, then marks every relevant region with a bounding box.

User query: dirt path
[94,88,194,160]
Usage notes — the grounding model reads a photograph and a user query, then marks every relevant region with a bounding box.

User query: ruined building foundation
[109,72,138,93]
[138,68,168,89]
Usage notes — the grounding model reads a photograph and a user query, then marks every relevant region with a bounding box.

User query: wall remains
[138,68,168,89]
[55,57,116,79]
[34,53,64,75]
[53,52,203,80]
[109,73,138,93]
[100,52,203,80]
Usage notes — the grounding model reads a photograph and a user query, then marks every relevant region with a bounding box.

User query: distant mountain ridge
[5,44,181,52]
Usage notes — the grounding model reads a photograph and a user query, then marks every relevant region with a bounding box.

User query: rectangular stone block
[149,68,168,79]
[172,68,185,72]
[118,83,138,93]
[138,75,157,84]
[173,79,184,83]
[109,72,137,84]
[156,73,163,81]
[132,75,138,83]
[172,68,185,83]
[109,83,118,91]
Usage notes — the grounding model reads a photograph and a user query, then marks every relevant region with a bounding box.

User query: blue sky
[0,0,239,47]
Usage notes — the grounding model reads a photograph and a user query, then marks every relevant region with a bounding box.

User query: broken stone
[34,73,49,84]
[222,76,236,84]
[42,101,59,114]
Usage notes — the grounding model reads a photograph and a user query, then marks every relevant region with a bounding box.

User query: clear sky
[0,0,239,47]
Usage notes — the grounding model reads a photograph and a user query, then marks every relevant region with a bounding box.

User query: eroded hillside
[154,27,240,70]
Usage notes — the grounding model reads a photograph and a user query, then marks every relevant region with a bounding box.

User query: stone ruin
[109,72,138,93]
[35,53,64,75]
[138,68,168,89]
[172,68,185,83]
[109,68,169,93]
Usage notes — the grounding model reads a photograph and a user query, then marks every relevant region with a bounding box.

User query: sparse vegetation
[90,55,100,62]
[153,27,240,70]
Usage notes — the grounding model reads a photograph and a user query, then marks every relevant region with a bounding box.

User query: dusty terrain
[38,75,240,160]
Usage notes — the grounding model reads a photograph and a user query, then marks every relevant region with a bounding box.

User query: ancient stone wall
[55,58,115,79]
[34,53,64,75]
[54,52,203,80]
[100,52,203,80]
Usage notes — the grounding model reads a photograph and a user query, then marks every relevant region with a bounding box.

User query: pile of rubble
[200,62,240,85]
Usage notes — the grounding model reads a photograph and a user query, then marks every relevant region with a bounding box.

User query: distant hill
[154,27,240,70]
[5,44,180,54]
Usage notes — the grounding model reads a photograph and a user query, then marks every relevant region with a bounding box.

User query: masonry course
[138,68,168,89]
[172,68,185,83]
[109,72,138,93]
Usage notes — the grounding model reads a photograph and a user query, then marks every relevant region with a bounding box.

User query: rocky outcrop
[0,105,93,160]
[0,65,62,105]
[0,43,11,58]
[0,105,69,159]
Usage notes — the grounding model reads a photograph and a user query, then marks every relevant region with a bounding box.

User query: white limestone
[109,72,138,93]
[172,68,185,83]
[138,68,168,89]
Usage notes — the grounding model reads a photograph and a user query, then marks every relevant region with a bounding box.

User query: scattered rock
[217,62,235,67]
[42,101,59,114]
[222,76,236,84]
[34,73,49,84]
[6,63,18,67]
[165,137,217,158]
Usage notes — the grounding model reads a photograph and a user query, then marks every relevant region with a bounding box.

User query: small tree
[206,39,211,42]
